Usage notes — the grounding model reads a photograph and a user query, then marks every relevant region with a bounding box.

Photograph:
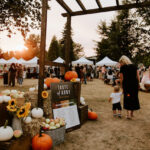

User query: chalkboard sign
[51,82,74,102]
[51,82,80,131]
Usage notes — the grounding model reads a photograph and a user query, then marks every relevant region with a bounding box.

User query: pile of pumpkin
[44,71,79,88]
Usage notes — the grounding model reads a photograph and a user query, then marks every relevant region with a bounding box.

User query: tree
[60,23,84,61]
[60,23,75,61]
[73,43,85,59]
[0,0,50,37]
[24,34,40,60]
[95,8,139,61]
[47,36,60,61]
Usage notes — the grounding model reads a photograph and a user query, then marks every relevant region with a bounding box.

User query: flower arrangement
[7,99,31,119]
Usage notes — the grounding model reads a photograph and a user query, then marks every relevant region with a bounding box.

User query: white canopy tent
[0,58,8,64]
[96,57,118,66]
[17,58,27,64]
[53,57,65,63]
[23,57,39,67]
[72,57,93,65]
[7,57,18,64]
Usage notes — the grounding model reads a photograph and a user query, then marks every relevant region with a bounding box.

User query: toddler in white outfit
[109,86,122,118]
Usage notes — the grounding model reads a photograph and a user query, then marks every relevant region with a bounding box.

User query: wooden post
[38,0,48,107]
[65,14,71,71]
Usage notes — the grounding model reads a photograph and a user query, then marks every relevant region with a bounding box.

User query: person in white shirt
[109,86,122,118]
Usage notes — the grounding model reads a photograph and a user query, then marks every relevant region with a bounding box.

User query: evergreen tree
[60,23,75,61]
[60,23,84,61]
[48,36,60,61]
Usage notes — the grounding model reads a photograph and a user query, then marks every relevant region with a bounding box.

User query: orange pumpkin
[88,110,98,120]
[32,130,52,150]
[65,71,78,81]
[45,77,60,88]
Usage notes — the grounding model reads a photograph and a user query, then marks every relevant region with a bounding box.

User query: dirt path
[55,79,150,150]
[0,79,150,150]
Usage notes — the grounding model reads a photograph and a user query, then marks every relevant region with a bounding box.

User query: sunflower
[42,91,48,99]
[25,102,31,110]
[17,106,29,118]
[8,99,17,107]
[7,105,17,112]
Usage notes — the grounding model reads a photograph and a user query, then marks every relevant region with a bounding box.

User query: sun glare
[15,45,28,51]
[0,32,28,52]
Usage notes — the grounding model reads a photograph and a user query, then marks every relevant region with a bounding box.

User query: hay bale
[24,92,38,108]
[22,118,45,137]
[43,90,52,118]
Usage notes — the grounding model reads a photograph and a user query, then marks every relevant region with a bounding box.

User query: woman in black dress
[119,55,140,119]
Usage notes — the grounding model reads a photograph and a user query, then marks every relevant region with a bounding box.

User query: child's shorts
[112,102,122,110]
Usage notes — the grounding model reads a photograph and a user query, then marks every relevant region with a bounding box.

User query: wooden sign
[51,82,80,131]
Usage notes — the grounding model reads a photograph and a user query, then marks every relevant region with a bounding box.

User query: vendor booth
[96,56,117,66]
[72,57,93,65]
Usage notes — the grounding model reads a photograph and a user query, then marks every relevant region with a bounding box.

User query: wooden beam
[56,0,72,13]
[44,61,65,67]
[76,0,86,11]
[65,14,71,71]
[62,2,150,17]
[38,0,48,108]
[116,0,119,7]
[95,0,102,9]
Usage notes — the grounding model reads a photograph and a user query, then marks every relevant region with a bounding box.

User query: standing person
[75,64,80,79]
[9,63,17,87]
[3,64,8,86]
[109,86,122,118]
[101,65,106,80]
[83,65,87,84]
[119,55,140,119]
[17,64,23,86]
[80,66,84,84]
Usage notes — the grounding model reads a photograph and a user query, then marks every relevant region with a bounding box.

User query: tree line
[95,0,150,67]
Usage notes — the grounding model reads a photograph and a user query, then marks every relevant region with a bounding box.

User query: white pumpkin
[29,87,36,92]
[11,90,17,94]
[0,96,3,103]
[3,96,11,103]
[0,121,14,141]
[23,116,32,124]
[2,90,11,96]
[31,108,43,118]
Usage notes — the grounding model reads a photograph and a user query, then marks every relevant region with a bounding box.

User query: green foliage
[0,0,50,37]
[47,36,60,61]
[95,7,149,65]
[59,23,84,61]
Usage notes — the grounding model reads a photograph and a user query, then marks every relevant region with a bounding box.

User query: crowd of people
[3,63,24,87]
[1,56,150,120]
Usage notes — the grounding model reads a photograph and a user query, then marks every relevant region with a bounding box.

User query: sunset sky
[0,0,121,56]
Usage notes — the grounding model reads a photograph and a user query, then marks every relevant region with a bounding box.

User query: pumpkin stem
[39,127,42,137]
[89,108,93,112]
[4,120,8,128]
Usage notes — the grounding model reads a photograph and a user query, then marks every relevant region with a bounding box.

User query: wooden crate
[78,105,88,125]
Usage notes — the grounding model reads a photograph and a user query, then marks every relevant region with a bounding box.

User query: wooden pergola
[38,0,150,107]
